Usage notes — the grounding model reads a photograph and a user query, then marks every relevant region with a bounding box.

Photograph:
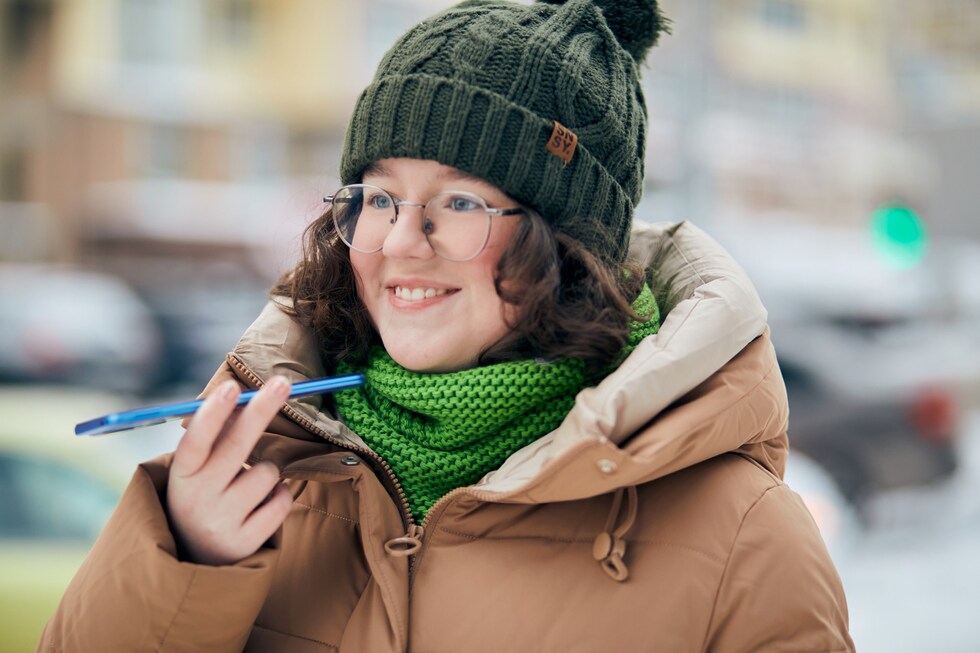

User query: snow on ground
[840,410,980,653]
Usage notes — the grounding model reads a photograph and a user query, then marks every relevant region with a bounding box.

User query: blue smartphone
[74,373,365,437]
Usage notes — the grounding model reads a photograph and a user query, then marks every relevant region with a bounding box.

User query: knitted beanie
[339,0,668,264]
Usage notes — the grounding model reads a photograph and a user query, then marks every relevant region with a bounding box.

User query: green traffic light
[871,203,928,269]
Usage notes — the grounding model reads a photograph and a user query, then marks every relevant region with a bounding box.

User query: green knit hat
[339,0,668,264]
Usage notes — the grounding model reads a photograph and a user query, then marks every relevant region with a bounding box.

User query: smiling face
[349,158,523,373]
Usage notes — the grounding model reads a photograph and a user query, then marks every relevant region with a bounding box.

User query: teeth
[394,286,449,301]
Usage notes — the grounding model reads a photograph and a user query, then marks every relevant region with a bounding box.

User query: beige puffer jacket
[41,221,853,652]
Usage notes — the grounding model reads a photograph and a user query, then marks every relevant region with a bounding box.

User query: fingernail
[268,376,290,395]
[220,380,239,400]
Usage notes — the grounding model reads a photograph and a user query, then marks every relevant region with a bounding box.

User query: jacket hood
[226,221,788,505]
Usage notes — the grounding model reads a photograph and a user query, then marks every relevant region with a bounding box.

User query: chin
[385,346,469,374]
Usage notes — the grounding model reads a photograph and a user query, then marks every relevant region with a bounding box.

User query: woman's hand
[166,376,294,566]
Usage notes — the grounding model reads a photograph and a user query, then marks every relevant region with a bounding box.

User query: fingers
[241,481,293,546]
[228,461,283,510]
[166,375,294,566]
[172,380,241,478]
[209,376,291,487]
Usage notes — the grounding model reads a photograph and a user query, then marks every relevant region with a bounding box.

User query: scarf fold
[335,284,659,521]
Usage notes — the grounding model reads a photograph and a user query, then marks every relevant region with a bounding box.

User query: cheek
[348,253,379,322]
[349,252,376,295]
[470,249,503,299]
[470,251,515,332]
[349,250,369,279]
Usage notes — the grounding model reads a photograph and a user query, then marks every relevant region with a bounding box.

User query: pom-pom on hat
[340,0,669,264]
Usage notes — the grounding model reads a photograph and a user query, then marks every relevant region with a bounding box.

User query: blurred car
[81,179,291,393]
[0,386,133,652]
[783,451,861,563]
[80,247,273,393]
[136,264,271,392]
[711,220,973,512]
[780,354,959,511]
[0,264,162,394]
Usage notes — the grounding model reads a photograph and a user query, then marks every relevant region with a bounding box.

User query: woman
[42,0,854,651]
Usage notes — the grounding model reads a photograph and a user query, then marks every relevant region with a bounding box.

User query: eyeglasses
[324,184,525,262]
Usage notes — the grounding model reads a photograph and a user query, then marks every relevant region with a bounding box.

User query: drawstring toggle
[384,524,424,557]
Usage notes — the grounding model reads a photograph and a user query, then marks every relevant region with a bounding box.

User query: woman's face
[350,158,522,373]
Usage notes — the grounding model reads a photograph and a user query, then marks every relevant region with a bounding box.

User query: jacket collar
[226,221,786,503]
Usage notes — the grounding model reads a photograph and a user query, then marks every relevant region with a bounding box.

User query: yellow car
[0,386,140,653]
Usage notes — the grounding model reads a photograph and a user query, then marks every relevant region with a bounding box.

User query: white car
[0,265,162,393]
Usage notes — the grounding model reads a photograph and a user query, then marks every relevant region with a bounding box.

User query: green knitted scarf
[335,284,660,522]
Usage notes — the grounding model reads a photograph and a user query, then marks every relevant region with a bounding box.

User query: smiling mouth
[392,286,457,302]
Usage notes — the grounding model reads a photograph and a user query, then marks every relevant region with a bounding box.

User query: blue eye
[368,193,392,210]
[448,196,480,212]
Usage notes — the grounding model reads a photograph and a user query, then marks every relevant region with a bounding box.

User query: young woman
[42,0,854,651]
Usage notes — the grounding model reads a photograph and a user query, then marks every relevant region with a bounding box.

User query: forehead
[362,159,496,189]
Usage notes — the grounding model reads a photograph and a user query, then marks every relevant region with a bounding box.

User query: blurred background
[0,0,978,650]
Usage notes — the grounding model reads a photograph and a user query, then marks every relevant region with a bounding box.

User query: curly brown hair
[270,206,647,374]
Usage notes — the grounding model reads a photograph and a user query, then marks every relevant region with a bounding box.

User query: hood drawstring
[592,486,638,582]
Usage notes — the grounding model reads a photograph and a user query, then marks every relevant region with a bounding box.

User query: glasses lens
[332,185,392,253]
[425,192,491,261]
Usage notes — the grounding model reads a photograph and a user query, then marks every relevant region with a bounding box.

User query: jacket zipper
[406,485,493,595]
[227,357,522,586]
[407,493,454,595]
[227,357,417,530]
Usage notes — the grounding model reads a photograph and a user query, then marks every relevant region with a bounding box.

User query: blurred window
[0,150,26,201]
[214,0,256,48]
[918,1,980,58]
[720,83,816,129]
[145,124,187,177]
[0,453,119,541]
[759,0,807,31]
[3,0,51,61]
[769,88,814,125]
[119,0,200,64]
[232,124,287,181]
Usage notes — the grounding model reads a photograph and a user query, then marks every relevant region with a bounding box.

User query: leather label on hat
[547,121,577,163]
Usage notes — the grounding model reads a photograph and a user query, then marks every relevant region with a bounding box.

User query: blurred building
[892,0,980,118]
[1,0,58,260]
[642,0,937,231]
[0,0,446,266]
[1,0,979,263]
[0,0,460,391]
[889,0,980,240]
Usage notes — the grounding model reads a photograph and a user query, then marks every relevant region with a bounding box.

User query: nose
[380,202,434,259]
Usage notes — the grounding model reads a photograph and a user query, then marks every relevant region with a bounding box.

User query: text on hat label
[547,121,578,163]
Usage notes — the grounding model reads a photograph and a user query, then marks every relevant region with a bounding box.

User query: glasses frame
[324,183,525,262]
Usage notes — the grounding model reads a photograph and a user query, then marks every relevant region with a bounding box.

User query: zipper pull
[384,524,424,557]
